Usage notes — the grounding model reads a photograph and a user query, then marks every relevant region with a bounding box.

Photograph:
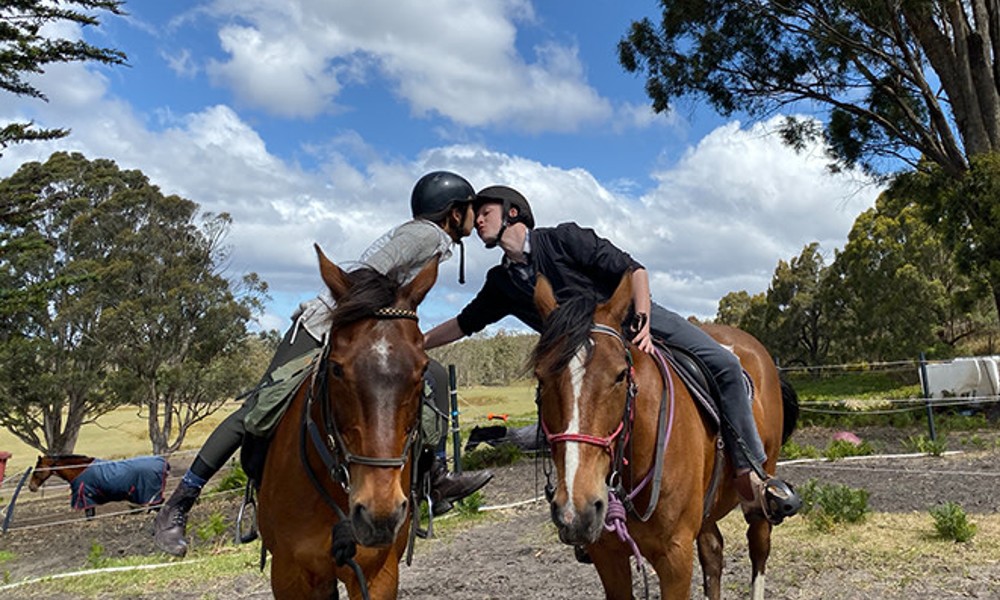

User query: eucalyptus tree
[620,1,1000,318]
[0,0,127,154]
[0,152,267,454]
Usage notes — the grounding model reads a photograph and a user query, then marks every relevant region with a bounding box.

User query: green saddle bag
[243,348,322,438]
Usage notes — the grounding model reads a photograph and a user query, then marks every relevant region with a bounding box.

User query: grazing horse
[532,273,796,600]
[29,454,169,518]
[258,245,438,600]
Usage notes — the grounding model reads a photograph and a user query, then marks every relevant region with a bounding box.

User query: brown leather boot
[153,481,201,556]
[428,456,492,516]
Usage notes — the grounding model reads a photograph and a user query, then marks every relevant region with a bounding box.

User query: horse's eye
[615,369,627,384]
[331,362,344,378]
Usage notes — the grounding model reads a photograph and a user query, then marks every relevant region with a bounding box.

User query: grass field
[0,382,541,476]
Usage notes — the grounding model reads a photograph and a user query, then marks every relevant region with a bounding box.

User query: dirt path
[3,426,999,599]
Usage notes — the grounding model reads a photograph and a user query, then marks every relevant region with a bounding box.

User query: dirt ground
[2,425,1000,599]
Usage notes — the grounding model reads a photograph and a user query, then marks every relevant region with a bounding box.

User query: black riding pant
[649,303,767,471]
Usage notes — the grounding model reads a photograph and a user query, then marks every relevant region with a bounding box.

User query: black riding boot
[428,456,492,516]
[154,481,201,557]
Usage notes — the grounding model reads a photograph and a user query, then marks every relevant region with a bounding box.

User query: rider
[154,171,494,557]
[424,184,801,525]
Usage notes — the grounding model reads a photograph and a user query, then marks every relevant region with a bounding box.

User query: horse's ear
[400,254,439,309]
[316,244,352,302]
[534,274,558,319]
[603,270,633,326]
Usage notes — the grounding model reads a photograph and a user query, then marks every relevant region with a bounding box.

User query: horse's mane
[531,295,597,375]
[328,266,405,329]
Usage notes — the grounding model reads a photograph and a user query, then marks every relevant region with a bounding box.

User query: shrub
[798,478,869,532]
[904,434,947,456]
[212,463,248,492]
[195,512,229,544]
[86,542,108,569]
[781,440,821,460]
[930,502,977,543]
[461,444,524,471]
[823,439,876,460]
[455,490,485,515]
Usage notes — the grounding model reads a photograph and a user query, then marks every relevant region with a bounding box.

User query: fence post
[919,352,937,442]
[448,364,462,474]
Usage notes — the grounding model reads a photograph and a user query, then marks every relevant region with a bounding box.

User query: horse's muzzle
[350,497,408,546]
[551,495,606,545]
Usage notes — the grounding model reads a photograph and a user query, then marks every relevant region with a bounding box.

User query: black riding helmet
[411,171,476,222]
[473,185,534,249]
[410,170,476,284]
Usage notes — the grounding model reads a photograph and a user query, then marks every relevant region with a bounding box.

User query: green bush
[195,512,229,543]
[798,478,869,532]
[455,490,485,515]
[904,434,947,456]
[461,444,524,471]
[781,439,822,460]
[823,439,876,460]
[86,542,108,569]
[930,502,977,542]
[212,463,248,492]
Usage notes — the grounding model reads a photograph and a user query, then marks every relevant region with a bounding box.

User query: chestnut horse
[29,454,168,518]
[258,246,438,600]
[532,274,796,600]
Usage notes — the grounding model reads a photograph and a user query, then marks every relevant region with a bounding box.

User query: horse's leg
[270,553,337,600]
[650,535,697,600]
[745,515,772,600]
[344,558,400,600]
[696,521,724,600]
[587,539,635,600]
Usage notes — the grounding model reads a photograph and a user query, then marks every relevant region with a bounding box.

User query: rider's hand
[633,321,654,354]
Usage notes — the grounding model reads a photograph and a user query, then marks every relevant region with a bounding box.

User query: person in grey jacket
[154,171,493,557]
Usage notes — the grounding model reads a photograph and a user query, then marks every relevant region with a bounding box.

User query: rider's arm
[630,268,654,354]
[424,318,466,350]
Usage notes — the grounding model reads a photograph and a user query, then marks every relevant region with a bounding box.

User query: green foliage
[930,502,977,543]
[799,479,870,532]
[454,491,484,515]
[0,1,127,153]
[86,542,108,569]
[0,152,268,454]
[429,330,537,387]
[212,464,248,493]
[461,444,524,471]
[823,439,876,460]
[781,440,822,460]
[904,435,948,456]
[0,550,14,563]
[195,512,229,544]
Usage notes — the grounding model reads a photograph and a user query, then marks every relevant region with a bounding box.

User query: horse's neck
[51,458,95,483]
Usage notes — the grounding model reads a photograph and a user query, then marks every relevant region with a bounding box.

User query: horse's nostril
[400,498,408,514]
[594,499,605,515]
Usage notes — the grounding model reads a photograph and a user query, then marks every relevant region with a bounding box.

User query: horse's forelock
[532,296,597,376]
[328,267,403,329]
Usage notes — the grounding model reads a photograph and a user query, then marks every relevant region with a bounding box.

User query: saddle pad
[70,455,169,510]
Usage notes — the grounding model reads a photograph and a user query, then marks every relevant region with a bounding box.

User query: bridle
[303,306,423,493]
[296,306,425,600]
[540,324,638,478]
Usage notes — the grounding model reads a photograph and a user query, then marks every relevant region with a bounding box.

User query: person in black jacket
[424,185,800,525]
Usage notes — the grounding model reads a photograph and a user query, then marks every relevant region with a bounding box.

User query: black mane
[531,295,597,375]
[328,266,405,329]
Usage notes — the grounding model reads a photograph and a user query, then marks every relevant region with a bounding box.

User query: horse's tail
[779,377,799,444]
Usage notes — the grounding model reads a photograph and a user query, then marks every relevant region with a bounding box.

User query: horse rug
[70,455,169,511]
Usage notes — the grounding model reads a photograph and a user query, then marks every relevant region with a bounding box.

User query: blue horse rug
[70,456,169,511]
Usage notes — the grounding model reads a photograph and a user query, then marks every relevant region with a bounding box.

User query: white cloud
[199,0,611,132]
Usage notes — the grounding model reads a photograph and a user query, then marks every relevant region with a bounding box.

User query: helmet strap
[458,240,466,284]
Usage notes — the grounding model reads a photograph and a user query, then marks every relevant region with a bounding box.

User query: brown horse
[29,454,168,519]
[29,455,95,492]
[258,245,438,600]
[532,273,796,600]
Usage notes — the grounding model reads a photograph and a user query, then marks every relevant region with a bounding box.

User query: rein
[539,323,677,600]
[298,306,423,600]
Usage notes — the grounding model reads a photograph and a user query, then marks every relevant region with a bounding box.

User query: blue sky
[1,0,880,334]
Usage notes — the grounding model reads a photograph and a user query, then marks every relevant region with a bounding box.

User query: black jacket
[456,222,644,335]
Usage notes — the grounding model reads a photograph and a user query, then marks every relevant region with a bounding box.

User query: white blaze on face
[371,336,391,372]
[562,343,589,515]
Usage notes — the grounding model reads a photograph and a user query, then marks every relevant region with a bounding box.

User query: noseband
[540,323,638,465]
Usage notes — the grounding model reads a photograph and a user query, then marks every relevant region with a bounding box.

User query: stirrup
[762,478,801,525]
